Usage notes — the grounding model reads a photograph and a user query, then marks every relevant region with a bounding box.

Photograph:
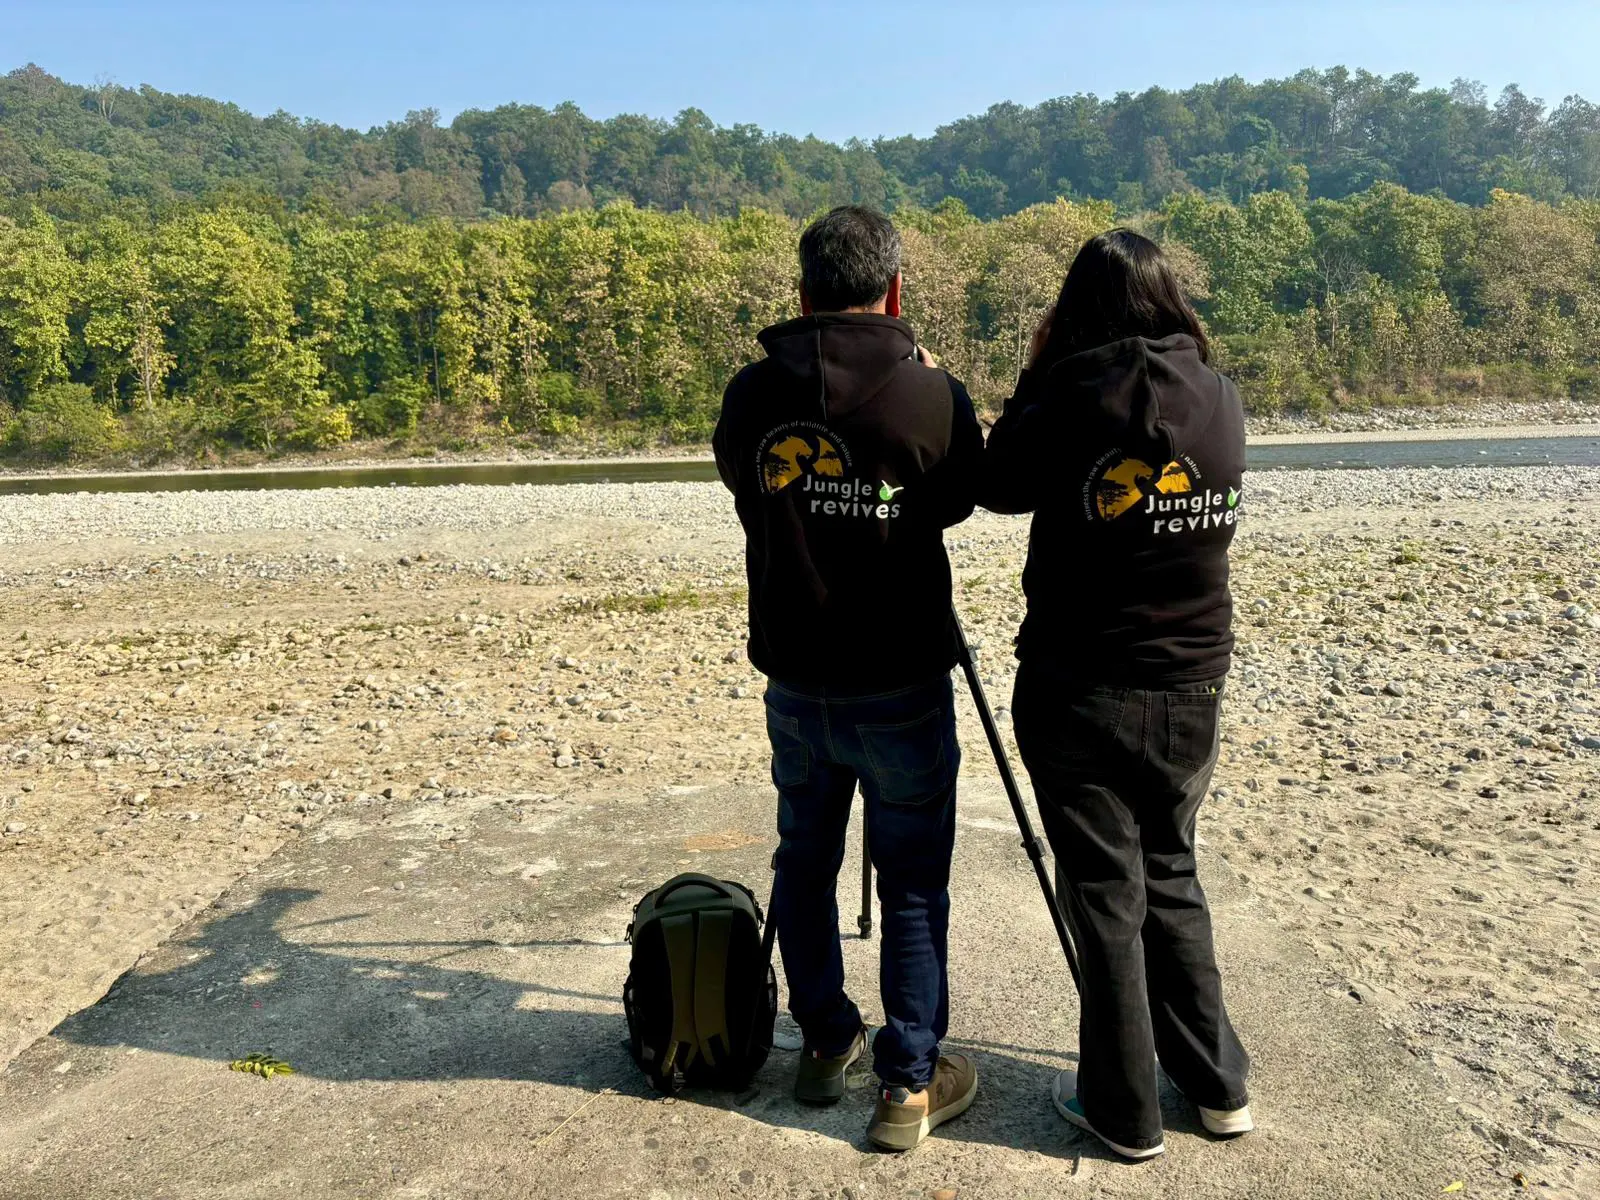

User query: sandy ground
[0,469,1597,1195]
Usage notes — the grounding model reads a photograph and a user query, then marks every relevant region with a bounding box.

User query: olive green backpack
[623,873,778,1094]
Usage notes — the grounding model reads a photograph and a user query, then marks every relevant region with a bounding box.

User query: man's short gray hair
[799,206,902,312]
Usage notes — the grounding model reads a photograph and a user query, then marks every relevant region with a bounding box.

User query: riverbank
[1249,421,1600,445]
[0,423,1595,497]
[0,468,1596,1194]
[3,396,1596,481]
[1246,396,1600,435]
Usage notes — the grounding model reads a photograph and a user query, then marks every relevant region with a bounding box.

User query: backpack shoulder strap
[693,907,732,1068]
[660,912,699,1074]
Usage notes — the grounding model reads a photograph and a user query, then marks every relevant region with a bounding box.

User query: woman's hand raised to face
[1027,306,1056,370]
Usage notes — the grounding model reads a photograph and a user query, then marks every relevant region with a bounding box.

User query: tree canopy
[4,63,1599,223]
[2,64,1598,462]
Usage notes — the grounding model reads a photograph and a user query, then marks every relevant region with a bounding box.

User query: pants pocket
[1166,690,1221,771]
[766,707,810,789]
[859,708,953,806]
[1016,684,1129,767]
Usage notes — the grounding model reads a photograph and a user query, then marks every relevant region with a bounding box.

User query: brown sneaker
[866,1054,978,1152]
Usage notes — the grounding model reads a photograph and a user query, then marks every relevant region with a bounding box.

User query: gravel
[0,461,1596,1184]
[1249,398,1600,434]
[0,465,1596,548]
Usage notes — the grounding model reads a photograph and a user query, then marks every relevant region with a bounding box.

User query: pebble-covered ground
[0,466,1597,1190]
[1248,397,1600,435]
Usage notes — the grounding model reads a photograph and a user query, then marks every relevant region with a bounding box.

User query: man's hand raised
[913,344,939,368]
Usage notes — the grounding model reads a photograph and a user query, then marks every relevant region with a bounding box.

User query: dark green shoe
[793,1026,867,1105]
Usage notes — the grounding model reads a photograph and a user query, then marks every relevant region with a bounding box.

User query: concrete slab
[0,781,1486,1199]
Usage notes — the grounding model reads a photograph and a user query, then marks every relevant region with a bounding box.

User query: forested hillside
[1,63,1599,462]
[5,62,1599,221]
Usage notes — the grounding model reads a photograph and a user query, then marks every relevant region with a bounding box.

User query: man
[713,205,983,1151]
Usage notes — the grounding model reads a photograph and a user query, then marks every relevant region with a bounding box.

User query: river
[1,433,1597,496]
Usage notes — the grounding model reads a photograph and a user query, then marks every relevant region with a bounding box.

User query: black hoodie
[980,333,1245,686]
[714,312,983,691]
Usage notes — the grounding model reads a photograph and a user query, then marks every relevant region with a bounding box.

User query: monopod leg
[952,612,1083,994]
[857,838,873,939]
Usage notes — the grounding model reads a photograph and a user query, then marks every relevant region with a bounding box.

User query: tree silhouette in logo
[762,434,844,493]
[1094,458,1193,519]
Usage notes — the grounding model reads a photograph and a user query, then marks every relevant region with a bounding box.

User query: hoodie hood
[1046,333,1219,465]
[758,313,918,419]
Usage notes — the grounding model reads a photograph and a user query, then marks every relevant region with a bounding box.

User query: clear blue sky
[5,1,1598,140]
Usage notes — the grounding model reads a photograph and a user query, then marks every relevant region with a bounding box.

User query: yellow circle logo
[1093,457,1194,520]
[759,428,847,494]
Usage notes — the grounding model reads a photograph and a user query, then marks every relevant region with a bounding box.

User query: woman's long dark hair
[1039,228,1209,366]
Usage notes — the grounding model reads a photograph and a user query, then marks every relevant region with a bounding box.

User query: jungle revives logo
[756,423,903,519]
[1083,449,1240,535]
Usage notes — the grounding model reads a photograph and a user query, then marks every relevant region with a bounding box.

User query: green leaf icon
[878,481,905,502]
[1227,487,1240,509]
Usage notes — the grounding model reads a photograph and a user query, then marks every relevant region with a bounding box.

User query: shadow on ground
[55,886,1124,1159]
[3,782,1483,1199]
[59,888,626,1086]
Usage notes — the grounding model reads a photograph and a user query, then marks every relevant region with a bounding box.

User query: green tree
[154,209,329,448]
[80,220,175,411]
[1470,189,1594,367]
[0,211,74,403]
[1163,191,1312,331]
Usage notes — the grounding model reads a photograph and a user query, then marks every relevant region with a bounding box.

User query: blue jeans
[764,674,959,1089]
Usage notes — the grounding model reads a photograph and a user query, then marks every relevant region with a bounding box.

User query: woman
[980,229,1252,1161]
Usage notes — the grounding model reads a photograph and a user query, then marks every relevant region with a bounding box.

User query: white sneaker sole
[1051,1071,1165,1161]
[1200,1105,1254,1136]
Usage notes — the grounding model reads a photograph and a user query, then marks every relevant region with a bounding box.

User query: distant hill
[3,62,1598,466]
[3,62,1597,221]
